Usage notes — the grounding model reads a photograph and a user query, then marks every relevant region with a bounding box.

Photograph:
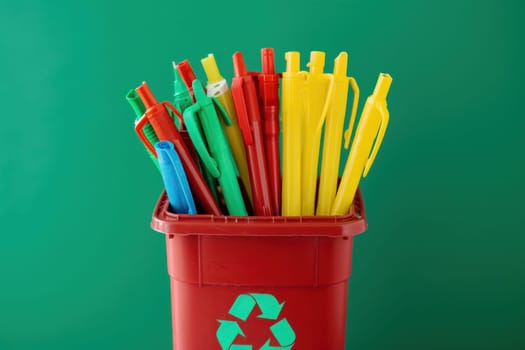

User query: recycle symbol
[216,293,296,350]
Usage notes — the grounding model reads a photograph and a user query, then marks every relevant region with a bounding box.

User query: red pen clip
[135,102,184,156]
[231,78,254,145]
[135,113,157,156]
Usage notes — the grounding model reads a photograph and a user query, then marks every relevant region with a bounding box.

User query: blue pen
[155,141,197,214]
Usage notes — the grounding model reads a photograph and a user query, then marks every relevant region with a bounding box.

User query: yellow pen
[331,73,392,216]
[316,52,359,215]
[282,52,306,216]
[301,51,333,215]
[201,53,253,206]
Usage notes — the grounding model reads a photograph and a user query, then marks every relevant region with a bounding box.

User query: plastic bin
[151,189,367,350]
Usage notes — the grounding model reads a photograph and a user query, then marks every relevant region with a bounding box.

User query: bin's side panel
[318,236,353,285]
[169,281,349,350]
[166,235,200,284]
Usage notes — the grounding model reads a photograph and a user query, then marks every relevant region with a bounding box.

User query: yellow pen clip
[363,73,392,176]
[314,73,334,134]
[363,103,389,177]
[343,77,360,149]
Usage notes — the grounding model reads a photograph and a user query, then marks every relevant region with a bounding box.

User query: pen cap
[155,141,197,214]
[308,51,325,73]
[333,52,348,77]
[126,89,146,118]
[258,51,279,107]
[177,60,197,90]
[136,82,159,109]
[173,63,188,94]
[372,73,392,100]
[201,54,223,83]
[233,52,248,77]
[173,63,193,107]
[261,48,275,74]
[285,52,300,73]
[127,88,159,143]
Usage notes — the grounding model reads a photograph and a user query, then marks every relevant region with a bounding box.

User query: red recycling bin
[151,189,367,350]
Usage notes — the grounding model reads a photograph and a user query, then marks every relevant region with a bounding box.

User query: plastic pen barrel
[258,48,281,216]
[301,51,332,216]
[281,52,305,216]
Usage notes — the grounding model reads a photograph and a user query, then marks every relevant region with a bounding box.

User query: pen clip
[231,78,253,145]
[315,73,335,134]
[343,77,360,149]
[183,104,220,178]
[162,102,185,130]
[135,114,157,156]
[211,97,232,126]
[363,104,389,177]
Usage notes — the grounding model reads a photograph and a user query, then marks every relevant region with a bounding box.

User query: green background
[1,0,524,349]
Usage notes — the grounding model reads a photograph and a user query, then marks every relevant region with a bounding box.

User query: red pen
[231,52,274,216]
[134,82,222,216]
[176,60,197,100]
[173,60,201,162]
[257,48,281,215]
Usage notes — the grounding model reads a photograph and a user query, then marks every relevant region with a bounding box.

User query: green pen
[172,65,223,210]
[184,80,248,216]
[126,89,160,170]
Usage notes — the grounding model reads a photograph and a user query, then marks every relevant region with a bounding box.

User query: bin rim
[151,188,367,237]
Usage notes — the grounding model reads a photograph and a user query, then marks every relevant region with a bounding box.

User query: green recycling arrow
[229,293,285,321]
[251,293,285,320]
[270,318,296,346]
[229,293,257,321]
[216,320,246,350]
[217,293,295,350]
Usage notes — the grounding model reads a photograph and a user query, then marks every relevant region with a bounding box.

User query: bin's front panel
[170,280,349,350]
[201,235,318,286]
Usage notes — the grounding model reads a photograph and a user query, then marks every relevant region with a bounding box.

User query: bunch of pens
[126,48,392,217]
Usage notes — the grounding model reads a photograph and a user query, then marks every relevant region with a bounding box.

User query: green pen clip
[125,89,160,170]
[183,80,247,216]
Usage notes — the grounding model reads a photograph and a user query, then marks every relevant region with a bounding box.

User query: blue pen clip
[155,141,197,214]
